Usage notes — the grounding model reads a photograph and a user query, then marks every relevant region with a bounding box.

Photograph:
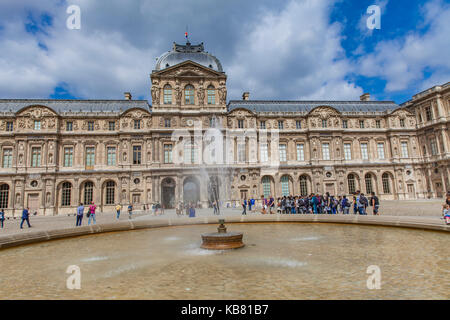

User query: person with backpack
[128,203,133,219]
[341,196,350,214]
[88,201,97,225]
[357,193,368,215]
[76,203,84,226]
[370,192,380,215]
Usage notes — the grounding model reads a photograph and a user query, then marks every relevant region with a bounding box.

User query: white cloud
[227,0,363,100]
[357,0,450,92]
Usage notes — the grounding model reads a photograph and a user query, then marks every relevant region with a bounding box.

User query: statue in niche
[46,192,51,204]
[151,86,160,105]
[123,152,127,161]
[49,153,53,164]
[16,193,21,205]
[175,86,182,104]
[219,85,227,104]
[19,154,23,164]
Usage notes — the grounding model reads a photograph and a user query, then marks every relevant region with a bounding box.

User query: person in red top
[88,201,97,225]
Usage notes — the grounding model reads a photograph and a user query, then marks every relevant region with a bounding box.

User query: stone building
[0,41,448,216]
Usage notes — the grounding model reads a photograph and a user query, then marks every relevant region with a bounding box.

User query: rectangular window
[342,120,348,129]
[322,143,330,160]
[361,143,369,160]
[66,122,73,131]
[164,87,172,104]
[134,120,141,129]
[31,147,41,167]
[278,121,284,130]
[279,144,287,162]
[64,147,73,167]
[322,119,327,128]
[425,107,432,121]
[109,121,115,131]
[2,149,12,168]
[238,120,244,129]
[209,118,216,127]
[164,144,172,163]
[85,147,95,166]
[377,143,385,159]
[133,146,142,164]
[401,142,409,158]
[344,143,352,160]
[260,121,266,129]
[238,143,246,162]
[359,120,365,129]
[296,120,302,129]
[88,121,94,131]
[430,139,438,155]
[296,144,304,161]
[107,147,116,166]
[260,143,268,162]
[400,119,405,127]
[6,122,13,132]
[165,119,171,128]
[376,120,381,128]
[34,121,41,130]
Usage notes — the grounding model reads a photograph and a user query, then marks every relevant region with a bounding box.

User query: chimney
[242,92,250,101]
[124,92,132,100]
[360,93,370,101]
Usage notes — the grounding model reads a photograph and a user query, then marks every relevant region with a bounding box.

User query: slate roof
[0,99,151,114]
[228,100,400,113]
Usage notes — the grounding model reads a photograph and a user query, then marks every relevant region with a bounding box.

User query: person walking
[76,203,84,226]
[250,198,255,213]
[370,192,380,215]
[88,201,97,225]
[115,203,122,219]
[128,203,133,219]
[20,207,32,229]
[242,198,247,215]
[342,196,350,214]
[0,208,5,229]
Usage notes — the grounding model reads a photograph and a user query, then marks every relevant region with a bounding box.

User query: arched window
[61,182,72,206]
[184,85,195,105]
[382,173,391,194]
[262,176,271,198]
[83,181,94,205]
[347,174,356,194]
[365,173,373,194]
[163,84,172,104]
[299,176,308,196]
[106,181,116,205]
[207,85,215,105]
[281,176,290,196]
[184,141,198,164]
[0,184,9,209]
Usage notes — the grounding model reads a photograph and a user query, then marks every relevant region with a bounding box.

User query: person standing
[242,198,247,215]
[128,203,133,219]
[370,192,380,215]
[189,203,196,217]
[76,203,84,226]
[88,201,97,225]
[115,203,122,219]
[20,207,32,229]
[0,208,5,229]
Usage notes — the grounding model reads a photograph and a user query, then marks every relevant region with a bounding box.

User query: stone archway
[161,178,176,209]
[183,177,200,206]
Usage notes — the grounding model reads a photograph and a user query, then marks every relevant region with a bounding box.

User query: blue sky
[0,0,448,104]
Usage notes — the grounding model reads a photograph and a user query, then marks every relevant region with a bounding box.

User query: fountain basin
[201,231,244,250]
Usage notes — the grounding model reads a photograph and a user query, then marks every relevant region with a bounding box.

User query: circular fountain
[201,219,244,250]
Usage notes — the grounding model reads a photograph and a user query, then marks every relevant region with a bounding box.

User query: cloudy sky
[0,0,449,104]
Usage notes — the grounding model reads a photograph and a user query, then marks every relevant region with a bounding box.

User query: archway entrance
[183,177,200,206]
[161,178,175,209]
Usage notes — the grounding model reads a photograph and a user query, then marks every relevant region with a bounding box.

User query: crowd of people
[242,191,381,215]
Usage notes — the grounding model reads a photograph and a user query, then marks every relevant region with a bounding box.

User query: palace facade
[0,41,449,216]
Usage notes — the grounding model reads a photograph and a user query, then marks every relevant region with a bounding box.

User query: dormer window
[185,85,195,105]
[34,120,41,130]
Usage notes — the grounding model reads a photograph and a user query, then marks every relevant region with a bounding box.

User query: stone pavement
[0,199,445,237]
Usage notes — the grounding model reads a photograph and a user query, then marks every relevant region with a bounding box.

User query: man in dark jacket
[20,207,32,229]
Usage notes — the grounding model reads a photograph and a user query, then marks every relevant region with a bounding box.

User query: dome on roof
[155,41,223,72]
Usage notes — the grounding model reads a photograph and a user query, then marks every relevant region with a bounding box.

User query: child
[443,204,450,225]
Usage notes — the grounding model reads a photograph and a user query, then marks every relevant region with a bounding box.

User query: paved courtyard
[0,199,446,236]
